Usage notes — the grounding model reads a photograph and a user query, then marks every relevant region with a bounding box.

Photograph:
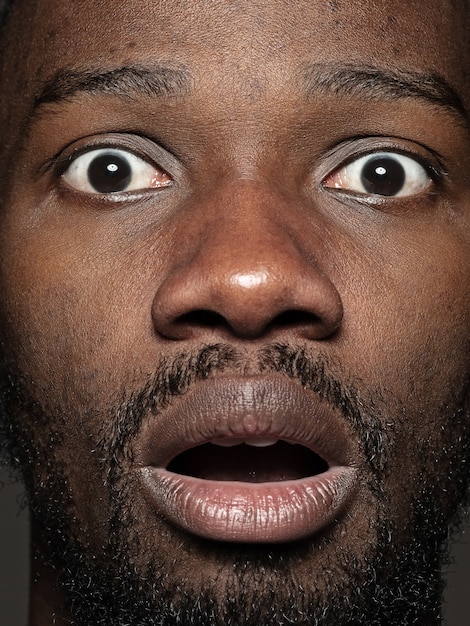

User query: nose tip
[152,241,343,343]
[151,180,343,343]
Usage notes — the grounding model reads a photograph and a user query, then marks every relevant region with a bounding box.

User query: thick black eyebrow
[303,62,468,124]
[29,60,468,134]
[33,64,191,110]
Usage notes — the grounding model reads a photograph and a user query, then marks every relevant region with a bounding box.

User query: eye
[323,152,433,198]
[62,148,173,194]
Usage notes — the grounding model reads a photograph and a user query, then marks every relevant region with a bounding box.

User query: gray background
[1,469,469,625]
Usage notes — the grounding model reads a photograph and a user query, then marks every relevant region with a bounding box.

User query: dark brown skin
[0,1,470,625]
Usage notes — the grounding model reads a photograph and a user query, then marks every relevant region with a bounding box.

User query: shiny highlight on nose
[230,271,269,289]
[151,180,344,341]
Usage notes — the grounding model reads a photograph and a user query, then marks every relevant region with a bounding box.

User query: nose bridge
[152,179,343,340]
[195,180,305,283]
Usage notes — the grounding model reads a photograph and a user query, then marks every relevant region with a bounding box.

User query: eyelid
[327,151,436,198]
[315,136,445,186]
[43,132,184,183]
[61,147,174,196]
[315,136,447,205]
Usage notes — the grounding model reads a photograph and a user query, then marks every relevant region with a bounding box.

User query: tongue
[166,441,328,483]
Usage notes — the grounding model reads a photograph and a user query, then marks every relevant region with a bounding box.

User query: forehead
[3,0,470,87]
[1,0,470,174]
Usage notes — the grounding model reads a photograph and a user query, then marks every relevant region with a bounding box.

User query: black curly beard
[1,344,469,626]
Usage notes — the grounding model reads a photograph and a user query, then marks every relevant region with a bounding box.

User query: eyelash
[322,150,441,200]
[53,144,172,199]
[45,135,445,206]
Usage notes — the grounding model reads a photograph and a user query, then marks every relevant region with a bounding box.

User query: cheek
[0,223,163,548]
[0,216,172,406]
[335,221,470,394]
[337,231,470,531]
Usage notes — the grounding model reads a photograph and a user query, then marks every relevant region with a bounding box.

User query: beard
[1,343,469,626]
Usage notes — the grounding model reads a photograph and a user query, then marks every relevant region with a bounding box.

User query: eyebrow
[30,60,468,129]
[33,63,191,110]
[303,62,468,124]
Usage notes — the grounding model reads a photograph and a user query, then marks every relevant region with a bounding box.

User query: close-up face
[0,1,470,625]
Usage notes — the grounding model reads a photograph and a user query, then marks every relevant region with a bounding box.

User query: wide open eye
[62,148,173,194]
[323,152,433,198]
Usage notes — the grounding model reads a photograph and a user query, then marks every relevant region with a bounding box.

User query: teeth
[212,438,245,447]
[244,438,278,447]
[211,438,278,448]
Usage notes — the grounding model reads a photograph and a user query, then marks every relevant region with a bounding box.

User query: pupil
[88,153,132,193]
[360,156,405,196]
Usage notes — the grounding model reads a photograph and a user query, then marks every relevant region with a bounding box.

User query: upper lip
[134,374,359,471]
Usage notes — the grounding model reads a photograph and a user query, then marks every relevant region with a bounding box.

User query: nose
[152,181,343,342]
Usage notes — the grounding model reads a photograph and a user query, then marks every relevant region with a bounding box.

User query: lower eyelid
[322,152,434,198]
[61,148,173,195]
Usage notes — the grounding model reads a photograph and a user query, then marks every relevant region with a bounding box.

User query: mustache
[104,343,391,479]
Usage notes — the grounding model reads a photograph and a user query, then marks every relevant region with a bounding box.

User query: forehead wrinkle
[302,62,469,128]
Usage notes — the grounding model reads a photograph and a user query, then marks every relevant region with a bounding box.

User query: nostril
[152,235,343,341]
[171,308,332,340]
[273,309,322,329]
[176,309,228,330]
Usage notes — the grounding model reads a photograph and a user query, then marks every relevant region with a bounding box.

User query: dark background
[1,468,468,624]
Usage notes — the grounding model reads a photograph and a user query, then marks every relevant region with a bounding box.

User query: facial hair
[1,343,469,626]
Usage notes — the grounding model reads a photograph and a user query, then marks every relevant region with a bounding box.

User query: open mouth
[167,440,329,483]
[136,376,358,543]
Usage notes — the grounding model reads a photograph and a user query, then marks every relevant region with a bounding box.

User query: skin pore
[1,1,470,624]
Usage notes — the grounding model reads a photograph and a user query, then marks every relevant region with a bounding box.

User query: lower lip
[139,465,357,543]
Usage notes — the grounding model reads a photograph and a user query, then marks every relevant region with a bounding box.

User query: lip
[135,375,359,543]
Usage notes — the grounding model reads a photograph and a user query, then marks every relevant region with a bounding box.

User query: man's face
[1,1,470,624]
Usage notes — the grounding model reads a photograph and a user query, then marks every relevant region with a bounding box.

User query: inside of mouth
[166,441,329,483]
